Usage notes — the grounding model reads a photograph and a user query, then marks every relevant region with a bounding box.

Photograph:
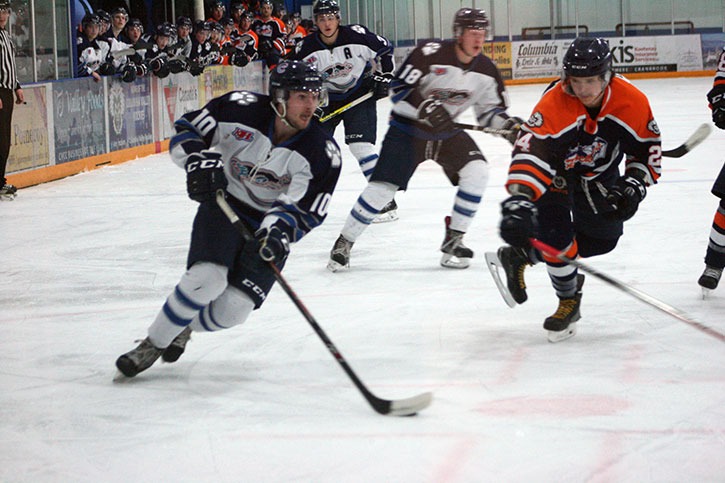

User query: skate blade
[484,251,517,308]
[371,210,399,223]
[326,259,349,273]
[113,369,131,382]
[701,287,713,300]
[440,253,471,269]
[0,194,16,201]
[547,322,578,343]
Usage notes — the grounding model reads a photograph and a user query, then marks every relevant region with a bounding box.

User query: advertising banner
[8,85,50,174]
[53,77,106,164]
[107,76,154,151]
[158,71,202,139]
[511,34,704,80]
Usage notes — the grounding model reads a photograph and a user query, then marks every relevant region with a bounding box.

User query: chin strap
[271,101,291,128]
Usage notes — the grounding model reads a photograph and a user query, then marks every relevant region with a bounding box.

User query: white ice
[1,77,723,483]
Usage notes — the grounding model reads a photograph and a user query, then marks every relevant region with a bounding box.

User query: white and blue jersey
[169,90,342,243]
[390,39,511,140]
[291,24,394,104]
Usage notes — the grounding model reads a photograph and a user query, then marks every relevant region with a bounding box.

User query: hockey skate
[327,234,354,272]
[0,183,17,201]
[440,216,473,269]
[698,265,722,297]
[544,274,585,343]
[115,337,164,378]
[371,199,399,223]
[162,326,192,363]
[485,245,530,307]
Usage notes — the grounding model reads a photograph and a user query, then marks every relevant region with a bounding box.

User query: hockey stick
[455,122,711,158]
[215,190,433,415]
[453,123,516,137]
[660,122,711,158]
[319,91,374,123]
[529,238,725,343]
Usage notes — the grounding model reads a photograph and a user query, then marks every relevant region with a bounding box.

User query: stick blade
[663,123,712,158]
[384,391,433,417]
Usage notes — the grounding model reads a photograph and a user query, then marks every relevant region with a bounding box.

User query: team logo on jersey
[528,111,544,128]
[563,138,608,170]
[430,89,469,106]
[433,67,447,75]
[321,62,355,90]
[230,158,291,189]
[421,42,441,56]
[232,128,254,141]
[647,119,660,135]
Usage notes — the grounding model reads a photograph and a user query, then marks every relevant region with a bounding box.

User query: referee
[0,1,24,199]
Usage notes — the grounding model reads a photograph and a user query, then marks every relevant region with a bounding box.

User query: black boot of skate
[497,245,531,304]
[440,216,473,269]
[372,199,399,223]
[115,338,164,377]
[162,327,192,363]
[327,234,354,272]
[698,265,722,291]
[544,274,585,342]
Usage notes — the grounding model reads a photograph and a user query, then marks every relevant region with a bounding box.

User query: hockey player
[76,13,104,81]
[491,37,661,342]
[699,60,725,293]
[283,12,306,57]
[115,60,341,378]
[327,7,521,272]
[144,23,174,78]
[291,0,399,222]
[251,0,286,67]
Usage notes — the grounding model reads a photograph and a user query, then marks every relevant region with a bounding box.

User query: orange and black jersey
[506,75,661,201]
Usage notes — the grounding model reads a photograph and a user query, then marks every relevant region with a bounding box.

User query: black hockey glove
[230,50,249,67]
[255,226,290,263]
[418,98,455,132]
[168,58,187,74]
[185,151,227,203]
[500,195,539,248]
[120,63,137,83]
[501,116,524,145]
[707,84,725,130]
[150,57,170,78]
[188,60,205,76]
[371,72,393,100]
[605,174,646,221]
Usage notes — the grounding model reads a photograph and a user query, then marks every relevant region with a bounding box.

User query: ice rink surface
[1,77,724,482]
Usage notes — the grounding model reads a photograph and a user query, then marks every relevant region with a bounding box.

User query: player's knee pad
[457,159,489,194]
[577,233,618,257]
[178,262,228,306]
[361,181,397,210]
[349,142,378,179]
[192,286,255,331]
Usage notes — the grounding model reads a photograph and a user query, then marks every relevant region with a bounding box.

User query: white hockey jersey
[169,91,342,242]
[291,24,394,102]
[390,39,512,137]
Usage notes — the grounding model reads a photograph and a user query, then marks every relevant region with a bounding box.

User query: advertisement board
[53,77,106,164]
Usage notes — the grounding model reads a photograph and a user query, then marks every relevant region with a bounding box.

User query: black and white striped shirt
[0,27,20,91]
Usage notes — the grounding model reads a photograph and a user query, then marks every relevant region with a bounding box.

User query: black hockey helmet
[176,16,192,28]
[96,9,111,24]
[563,37,612,79]
[209,0,225,10]
[313,0,340,17]
[126,17,144,33]
[194,19,211,33]
[155,22,174,37]
[81,13,101,28]
[269,60,328,106]
[453,8,489,37]
[110,7,128,18]
[0,2,11,11]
